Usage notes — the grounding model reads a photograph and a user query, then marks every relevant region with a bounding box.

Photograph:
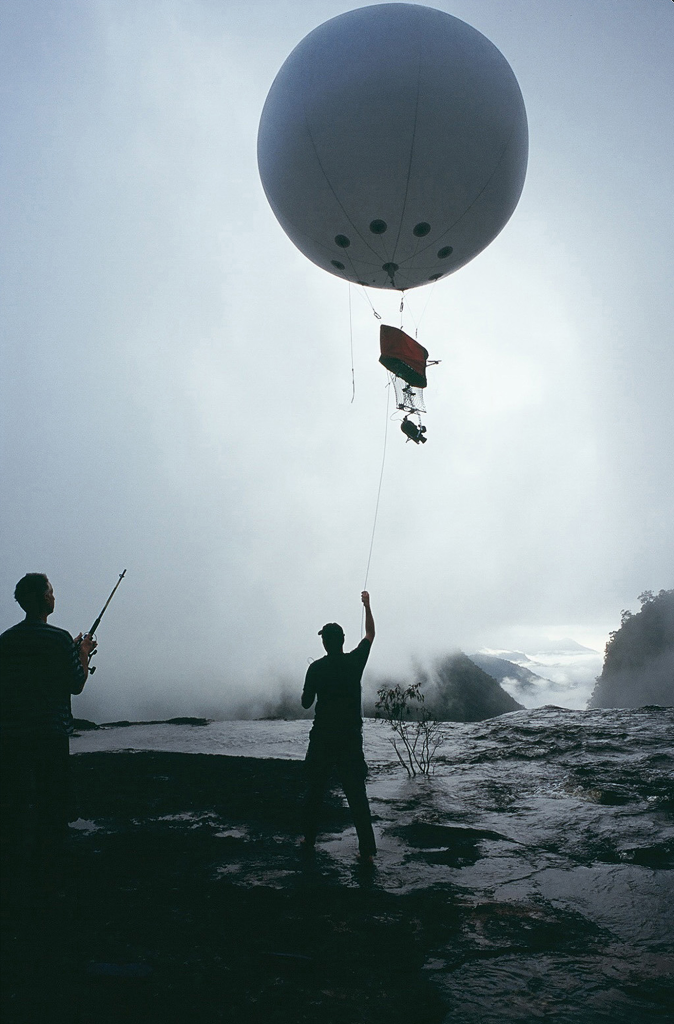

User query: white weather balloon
[258,3,528,291]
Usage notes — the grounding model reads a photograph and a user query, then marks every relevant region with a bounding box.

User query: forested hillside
[588,589,674,708]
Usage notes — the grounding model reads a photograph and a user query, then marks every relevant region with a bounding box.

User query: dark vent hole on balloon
[335,235,351,248]
[369,220,387,234]
[437,246,453,259]
[413,222,431,237]
[331,261,345,270]
[382,263,399,275]
[429,273,444,281]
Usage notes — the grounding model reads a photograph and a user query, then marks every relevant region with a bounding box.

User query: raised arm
[361,591,375,643]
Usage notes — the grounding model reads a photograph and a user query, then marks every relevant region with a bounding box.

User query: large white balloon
[258,3,528,291]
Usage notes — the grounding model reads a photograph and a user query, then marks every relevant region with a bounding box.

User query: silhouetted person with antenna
[301,591,377,864]
[0,574,96,893]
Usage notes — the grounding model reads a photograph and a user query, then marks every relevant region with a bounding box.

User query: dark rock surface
[71,718,100,731]
[97,716,212,728]
[2,707,672,1024]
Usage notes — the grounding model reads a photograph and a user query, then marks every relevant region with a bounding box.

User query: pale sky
[1,0,672,719]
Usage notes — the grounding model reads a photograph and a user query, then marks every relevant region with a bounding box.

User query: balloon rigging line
[303,118,387,263]
[416,279,438,334]
[390,61,423,266]
[361,377,391,634]
[385,124,524,271]
[388,117,523,269]
[339,246,386,314]
[404,279,438,338]
[406,116,523,271]
[354,283,381,320]
[348,284,355,403]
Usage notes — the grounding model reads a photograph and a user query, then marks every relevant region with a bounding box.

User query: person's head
[14,573,54,619]
[319,622,344,655]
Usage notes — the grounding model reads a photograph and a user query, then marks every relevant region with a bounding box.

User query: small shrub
[375,681,443,776]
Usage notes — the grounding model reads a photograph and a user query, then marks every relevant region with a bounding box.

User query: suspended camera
[401,415,427,444]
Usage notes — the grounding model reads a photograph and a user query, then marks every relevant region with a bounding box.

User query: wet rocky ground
[2,708,673,1023]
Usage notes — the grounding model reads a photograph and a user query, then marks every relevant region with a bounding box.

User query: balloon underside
[258,3,528,291]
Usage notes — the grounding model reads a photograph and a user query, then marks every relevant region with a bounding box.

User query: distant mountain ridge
[532,638,598,655]
[362,651,523,723]
[468,653,546,694]
[482,639,597,659]
[72,717,211,731]
[425,652,524,721]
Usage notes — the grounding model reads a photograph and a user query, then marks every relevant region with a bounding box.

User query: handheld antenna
[84,569,127,673]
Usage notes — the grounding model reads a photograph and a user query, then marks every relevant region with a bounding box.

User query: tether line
[362,378,391,632]
[349,284,355,403]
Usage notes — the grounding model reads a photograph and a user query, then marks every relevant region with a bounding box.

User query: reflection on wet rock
[393,822,510,868]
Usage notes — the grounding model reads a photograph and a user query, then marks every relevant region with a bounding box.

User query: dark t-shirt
[0,619,86,736]
[302,638,371,739]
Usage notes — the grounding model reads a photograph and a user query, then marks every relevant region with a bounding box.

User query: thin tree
[375,681,443,777]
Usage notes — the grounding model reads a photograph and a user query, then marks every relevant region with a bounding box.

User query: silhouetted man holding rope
[0,574,96,891]
[301,591,377,863]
